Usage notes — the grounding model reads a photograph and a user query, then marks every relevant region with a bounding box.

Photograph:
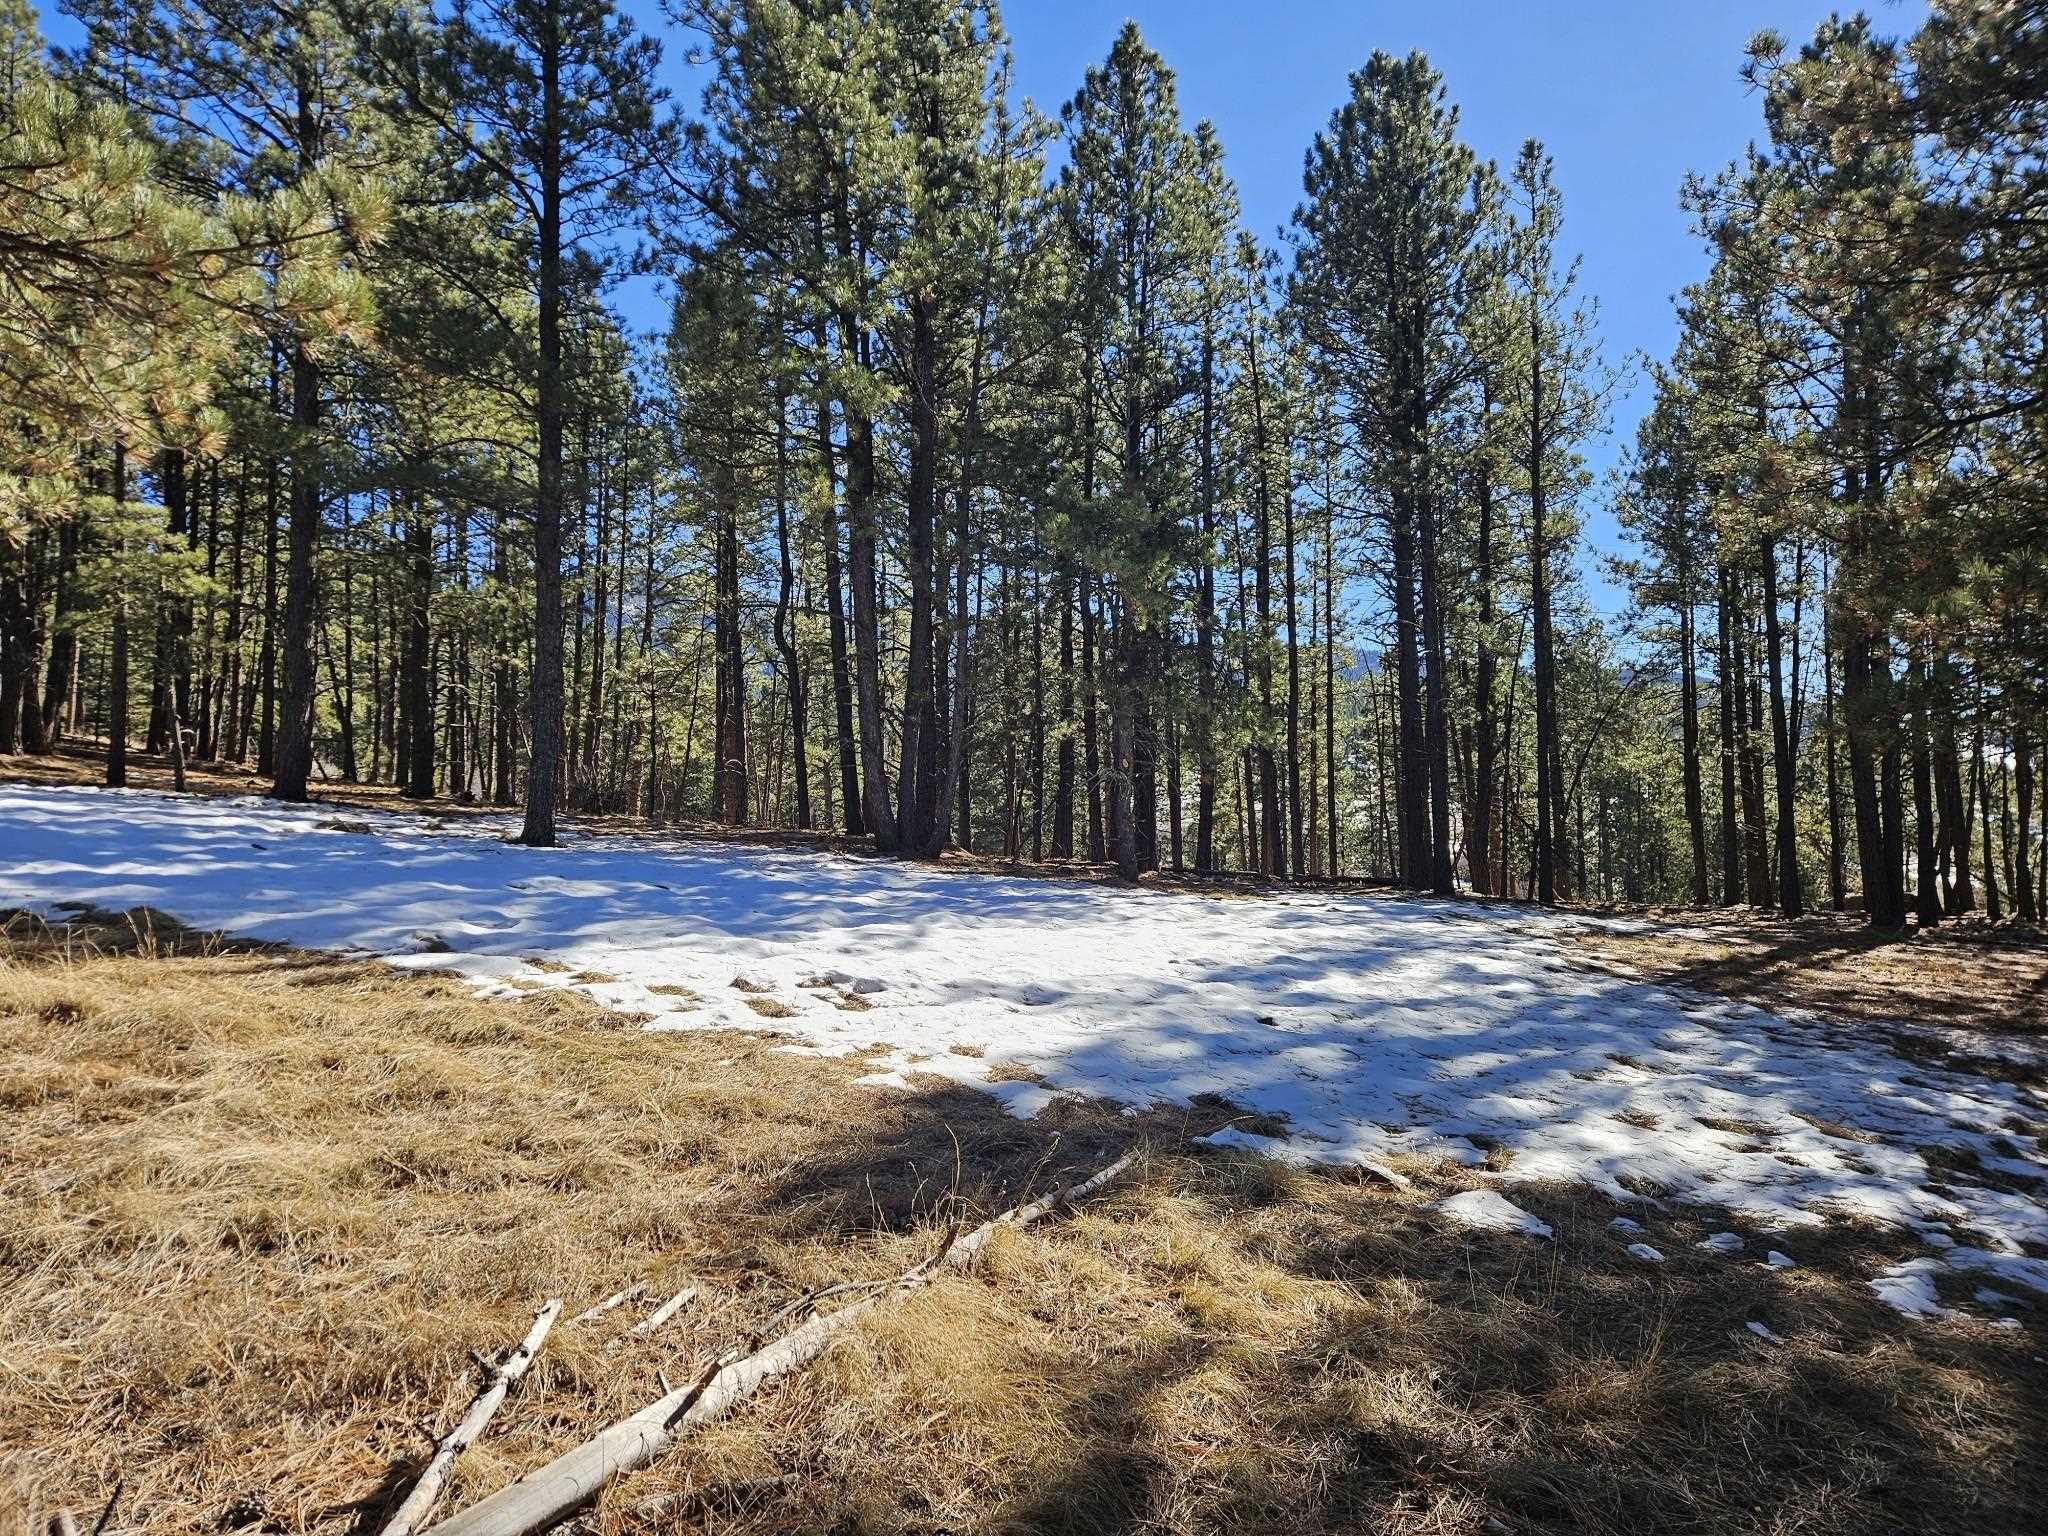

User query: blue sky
[980,1,1920,613]
[36,0,1925,614]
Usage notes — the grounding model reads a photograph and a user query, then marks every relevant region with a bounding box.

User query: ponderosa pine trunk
[1716,560,1741,904]
[403,495,434,798]
[1913,649,1943,927]
[106,441,130,788]
[1760,533,1801,915]
[2015,724,2037,924]
[519,6,566,848]
[1529,336,1559,908]
[1285,476,1306,880]
[772,390,811,831]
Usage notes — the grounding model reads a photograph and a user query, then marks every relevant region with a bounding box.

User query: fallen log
[379,1300,562,1536]
[423,1147,1139,1536]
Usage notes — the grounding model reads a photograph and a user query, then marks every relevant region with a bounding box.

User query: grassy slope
[2,908,2042,1536]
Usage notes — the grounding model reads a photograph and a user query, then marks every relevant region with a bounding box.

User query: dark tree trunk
[1529,354,1558,907]
[1082,572,1104,864]
[1914,653,1943,928]
[107,441,131,788]
[1976,714,2002,921]
[272,83,326,804]
[1051,571,1076,859]
[712,480,747,826]
[39,516,81,750]
[1677,537,1708,906]
[896,292,939,851]
[845,374,894,850]
[1285,477,1306,880]
[1822,581,1847,911]
[772,392,811,831]
[1716,561,1741,904]
[1195,317,1218,875]
[1469,433,1498,895]
[404,496,435,799]
[1419,467,1453,896]
[519,3,568,846]
[1760,535,1801,915]
[1392,471,1426,890]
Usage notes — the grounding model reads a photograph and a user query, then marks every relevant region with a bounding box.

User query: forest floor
[3,906,2043,1536]
[3,757,2047,1533]
[10,743,2043,1039]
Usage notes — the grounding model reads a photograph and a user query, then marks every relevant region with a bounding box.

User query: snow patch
[1871,1258,1953,1320]
[5,783,2045,1257]
[1434,1189,1552,1239]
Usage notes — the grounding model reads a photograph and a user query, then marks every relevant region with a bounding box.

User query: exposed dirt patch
[1571,908,2048,1081]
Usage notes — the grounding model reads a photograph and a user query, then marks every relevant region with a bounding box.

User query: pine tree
[1292,52,1486,894]
[386,0,671,845]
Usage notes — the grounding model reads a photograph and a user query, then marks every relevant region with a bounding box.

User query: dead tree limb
[379,1299,562,1536]
[567,1283,645,1327]
[423,1148,1139,1536]
[623,1285,697,1341]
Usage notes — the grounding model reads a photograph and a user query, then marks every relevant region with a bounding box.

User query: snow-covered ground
[5,783,2045,1317]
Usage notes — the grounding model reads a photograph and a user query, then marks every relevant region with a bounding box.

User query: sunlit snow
[5,782,2044,1317]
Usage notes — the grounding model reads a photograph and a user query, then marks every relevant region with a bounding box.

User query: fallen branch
[424,1147,1139,1536]
[567,1283,644,1327]
[622,1284,698,1341]
[380,1300,562,1536]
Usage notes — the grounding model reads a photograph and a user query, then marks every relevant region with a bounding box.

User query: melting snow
[1626,1242,1665,1263]
[1871,1258,1953,1319]
[1434,1189,1553,1238]
[5,784,2046,1285]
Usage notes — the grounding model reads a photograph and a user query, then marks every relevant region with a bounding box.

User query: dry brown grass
[3,911,2044,1536]
[1570,909,2048,1075]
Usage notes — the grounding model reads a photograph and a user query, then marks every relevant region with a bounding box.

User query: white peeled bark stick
[567,1283,644,1327]
[624,1285,698,1340]
[379,1299,562,1536]
[423,1148,1139,1536]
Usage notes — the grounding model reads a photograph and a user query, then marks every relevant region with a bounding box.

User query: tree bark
[1760,534,1801,915]
[519,1,567,847]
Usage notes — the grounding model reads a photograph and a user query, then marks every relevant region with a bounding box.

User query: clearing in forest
[4,782,2048,1535]
[3,780,2045,1326]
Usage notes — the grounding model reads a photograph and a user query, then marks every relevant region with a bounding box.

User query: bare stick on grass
[624,1284,698,1341]
[423,1147,1141,1536]
[379,1299,562,1536]
[567,1283,645,1327]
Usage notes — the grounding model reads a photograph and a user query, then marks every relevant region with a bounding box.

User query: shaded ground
[0,743,1379,897]
[1570,908,2048,1081]
[0,742,852,848]
[3,910,2043,1536]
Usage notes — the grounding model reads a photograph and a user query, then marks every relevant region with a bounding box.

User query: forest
[0,0,2043,926]
[8,5,2048,1532]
